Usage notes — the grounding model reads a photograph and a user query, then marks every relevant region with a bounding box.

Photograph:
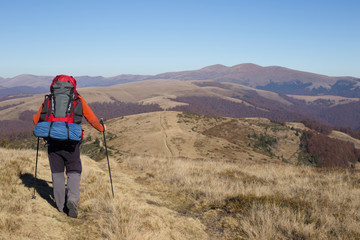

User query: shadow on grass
[19,173,57,210]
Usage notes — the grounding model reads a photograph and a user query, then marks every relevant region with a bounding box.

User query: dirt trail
[159,111,174,157]
[157,111,202,159]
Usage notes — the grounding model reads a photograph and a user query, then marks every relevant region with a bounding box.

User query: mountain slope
[0,86,47,98]
[2,79,360,141]
[154,64,360,97]
[0,79,296,121]
[82,111,359,167]
[2,112,359,239]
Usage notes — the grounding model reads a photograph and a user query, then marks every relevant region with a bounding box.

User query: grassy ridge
[1,112,360,239]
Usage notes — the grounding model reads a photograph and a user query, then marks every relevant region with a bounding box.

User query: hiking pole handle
[100,118,106,132]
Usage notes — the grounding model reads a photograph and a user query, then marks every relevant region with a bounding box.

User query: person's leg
[66,172,81,218]
[67,172,81,204]
[64,142,82,218]
[48,144,66,212]
[51,173,65,211]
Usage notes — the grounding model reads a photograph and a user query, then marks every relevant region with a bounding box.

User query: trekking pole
[100,118,114,198]
[32,137,40,199]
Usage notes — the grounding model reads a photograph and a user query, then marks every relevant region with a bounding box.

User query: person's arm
[33,101,44,125]
[79,95,105,132]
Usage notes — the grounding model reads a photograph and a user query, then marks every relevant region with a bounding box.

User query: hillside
[2,79,360,141]
[82,111,301,164]
[1,111,359,239]
[81,111,359,168]
[154,64,360,97]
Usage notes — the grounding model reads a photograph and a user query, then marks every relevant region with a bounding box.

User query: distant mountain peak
[200,64,228,71]
[231,63,262,70]
[200,63,263,72]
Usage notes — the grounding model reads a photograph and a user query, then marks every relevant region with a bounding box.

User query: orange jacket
[33,95,104,132]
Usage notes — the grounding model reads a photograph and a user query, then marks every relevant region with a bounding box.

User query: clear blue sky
[1,0,359,78]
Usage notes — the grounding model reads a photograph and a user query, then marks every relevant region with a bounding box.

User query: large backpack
[34,75,83,142]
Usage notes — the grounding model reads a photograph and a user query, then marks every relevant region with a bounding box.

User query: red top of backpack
[50,75,77,91]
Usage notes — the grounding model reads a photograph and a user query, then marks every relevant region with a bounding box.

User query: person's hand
[100,118,106,132]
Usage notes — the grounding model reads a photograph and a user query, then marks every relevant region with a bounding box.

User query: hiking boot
[66,200,78,218]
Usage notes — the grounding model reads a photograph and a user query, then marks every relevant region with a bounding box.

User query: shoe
[66,200,78,218]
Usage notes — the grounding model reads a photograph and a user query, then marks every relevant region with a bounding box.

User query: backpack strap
[51,93,55,118]
[48,122,54,137]
[67,90,75,119]
[65,122,70,140]
[73,92,83,124]
[39,95,52,122]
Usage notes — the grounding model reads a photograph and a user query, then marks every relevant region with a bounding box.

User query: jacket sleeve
[79,95,104,132]
[33,101,44,125]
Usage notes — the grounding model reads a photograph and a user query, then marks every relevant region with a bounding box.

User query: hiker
[33,75,106,218]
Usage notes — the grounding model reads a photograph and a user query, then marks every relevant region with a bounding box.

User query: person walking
[33,75,106,218]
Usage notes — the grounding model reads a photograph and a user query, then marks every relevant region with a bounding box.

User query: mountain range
[1,63,360,140]
[1,63,360,98]
[155,64,360,97]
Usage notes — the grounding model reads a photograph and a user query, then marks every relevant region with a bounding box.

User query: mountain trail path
[157,111,201,159]
[101,111,204,159]
[159,111,174,157]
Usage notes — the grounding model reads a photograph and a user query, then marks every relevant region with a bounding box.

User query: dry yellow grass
[95,111,360,239]
[330,130,360,150]
[1,111,360,239]
[0,147,207,240]
[123,155,360,239]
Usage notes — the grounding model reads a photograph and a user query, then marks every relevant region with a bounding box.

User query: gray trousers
[48,142,82,212]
